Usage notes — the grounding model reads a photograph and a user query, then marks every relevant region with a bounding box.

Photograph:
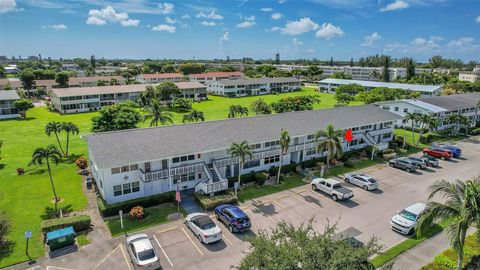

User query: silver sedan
[344,173,379,191]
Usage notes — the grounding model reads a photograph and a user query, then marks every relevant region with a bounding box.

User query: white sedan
[185,212,222,244]
[344,173,379,191]
[125,234,161,270]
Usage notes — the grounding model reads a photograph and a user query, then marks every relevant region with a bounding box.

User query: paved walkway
[180,194,203,214]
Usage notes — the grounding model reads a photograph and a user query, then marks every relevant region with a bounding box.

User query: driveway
[15,136,480,270]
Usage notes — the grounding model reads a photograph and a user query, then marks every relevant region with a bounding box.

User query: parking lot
[42,137,480,270]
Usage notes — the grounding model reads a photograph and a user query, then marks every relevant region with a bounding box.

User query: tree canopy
[91,103,142,132]
[271,95,321,113]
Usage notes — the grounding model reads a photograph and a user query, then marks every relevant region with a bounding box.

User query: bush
[129,206,145,220]
[420,132,436,144]
[255,172,267,186]
[383,153,397,160]
[75,157,88,169]
[396,148,408,156]
[470,128,480,135]
[97,191,175,217]
[382,149,395,155]
[0,214,10,247]
[343,160,354,168]
[281,163,297,174]
[194,192,238,211]
[16,167,25,175]
[228,172,257,187]
[41,215,91,232]
[435,129,453,136]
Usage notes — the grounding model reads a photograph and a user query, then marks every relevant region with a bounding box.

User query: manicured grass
[76,234,90,246]
[323,159,384,178]
[394,129,468,155]
[237,174,306,202]
[106,204,186,237]
[371,220,450,268]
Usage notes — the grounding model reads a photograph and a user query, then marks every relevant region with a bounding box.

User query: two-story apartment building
[136,73,186,84]
[377,93,480,130]
[319,78,443,97]
[0,90,20,119]
[0,79,22,90]
[83,104,401,204]
[35,76,126,91]
[50,81,207,114]
[188,72,244,84]
[208,77,302,97]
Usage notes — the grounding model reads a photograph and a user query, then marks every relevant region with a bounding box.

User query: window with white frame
[113,185,122,196]
[243,160,260,169]
[305,149,316,156]
[264,155,280,164]
[123,183,131,194]
[111,167,120,174]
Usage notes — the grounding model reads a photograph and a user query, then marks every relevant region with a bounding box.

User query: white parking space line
[158,226,177,234]
[120,244,133,270]
[222,233,233,245]
[250,202,277,223]
[46,266,75,270]
[92,245,121,270]
[181,227,204,256]
[154,235,174,268]
[289,191,323,212]
[272,200,302,219]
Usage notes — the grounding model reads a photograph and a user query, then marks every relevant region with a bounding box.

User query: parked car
[420,155,440,167]
[423,147,452,160]
[435,144,462,158]
[388,158,417,173]
[405,157,427,169]
[185,212,222,244]
[311,178,354,201]
[215,204,251,233]
[125,234,161,270]
[344,173,379,191]
[390,202,426,235]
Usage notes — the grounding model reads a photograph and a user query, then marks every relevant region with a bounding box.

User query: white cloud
[267,26,281,32]
[0,0,19,13]
[201,21,216,26]
[430,36,444,41]
[271,12,283,20]
[278,0,286,3]
[385,36,442,54]
[120,19,140,27]
[152,24,176,33]
[281,17,319,35]
[237,21,255,28]
[87,6,140,27]
[220,31,230,42]
[243,15,255,21]
[315,23,344,39]
[260,7,273,12]
[380,0,410,12]
[447,37,479,53]
[476,16,480,23]
[306,48,315,53]
[157,2,174,14]
[362,32,381,47]
[181,14,190,19]
[51,24,68,30]
[196,10,223,20]
[292,38,303,50]
[411,37,426,45]
[165,16,177,24]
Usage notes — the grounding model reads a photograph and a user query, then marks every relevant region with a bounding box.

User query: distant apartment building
[50,82,207,114]
[188,72,244,84]
[95,66,127,74]
[377,93,480,130]
[83,105,400,204]
[60,63,81,72]
[4,65,19,74]
[208,77,302,97]
[458,66,480,82]
[319,78,443,97]
[136,73,186,84]
[0,90,20,119]
[0,78,22,90]
[35,76,126,91]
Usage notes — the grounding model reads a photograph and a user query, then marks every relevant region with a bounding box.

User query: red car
[423,148,452,160]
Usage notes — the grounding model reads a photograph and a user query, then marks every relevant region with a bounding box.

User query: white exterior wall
[208,81,301,97]
[0,99,20,119]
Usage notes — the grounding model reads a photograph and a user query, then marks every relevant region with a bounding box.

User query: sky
[0,0,479,62]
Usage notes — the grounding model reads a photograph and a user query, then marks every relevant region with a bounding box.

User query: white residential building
[319,78,443,97]
[0,90,20,119]
[458,66,480,83]
[188,72,244,84]
[83,105,401,204]
[208,77,301,97]
[377,93,480,130]
[136,73,186,84]
[35,76,126,91]
[4,65,19,74]
[50,81,207,114]
[0,78,22,90]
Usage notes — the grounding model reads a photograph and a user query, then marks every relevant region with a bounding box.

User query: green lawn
[323,159,383,178]
[237,174,306,202]
[106,204,186,237]
[0,88,354,267]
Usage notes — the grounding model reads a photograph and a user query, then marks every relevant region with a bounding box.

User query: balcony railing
[195,180,228,194]
[139,162,206,182]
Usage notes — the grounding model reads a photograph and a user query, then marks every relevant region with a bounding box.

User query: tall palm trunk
[237,161,242,187]
[325,145,330,170]
[54,132,65,155]
[456,228,467,270]
[277,154,283,185]
[411,122,415,145]
[65,132,70,156]
[402,125,406,147]
[47,160,59,210]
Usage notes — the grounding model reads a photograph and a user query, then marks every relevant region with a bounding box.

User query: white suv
[390,202,426,235]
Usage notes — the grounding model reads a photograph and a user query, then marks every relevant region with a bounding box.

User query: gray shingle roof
[214,77,300,86]
[84,105,402,169]
[419,93,480,111]
[0,90,20,100]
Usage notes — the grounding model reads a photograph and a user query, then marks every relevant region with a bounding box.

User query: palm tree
[228,105,237,119]
[228,105,249,118]
[405,112,420,145]
[30,145,63,209]
[415,114,438,146]
[276,129,290,185]
[144,100,174,127]
[182,110,205,123]
[315,124,344,169]
[61,122,79,156]
[228,141,253,189]
[45,121,65,155]
[458,115,472,135]
[417,177,480,270]
[447,114,461,135]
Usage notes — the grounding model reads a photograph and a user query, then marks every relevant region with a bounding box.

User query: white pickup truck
[311,178,354,201]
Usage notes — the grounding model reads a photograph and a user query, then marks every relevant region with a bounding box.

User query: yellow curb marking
[273,200,302,219]
[223,233,233,246]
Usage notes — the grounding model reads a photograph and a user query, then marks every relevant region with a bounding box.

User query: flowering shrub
[75,157,88,169]
[129,206,145,219]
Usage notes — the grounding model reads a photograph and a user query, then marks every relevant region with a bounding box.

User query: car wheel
[389,163,394,167]
[311,184,317,191]
[363,185,368,191]
[345,178,350,183]
[332,195,338,201]
[441,156,445,160]
[408,228,415,235]
[406,168,411,173]
[417,165,421,169]
[215,212,219,220]
[197,234,203,243]
[229,225,234,233]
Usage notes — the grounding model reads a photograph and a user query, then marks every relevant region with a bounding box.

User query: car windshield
[236,216,249,223]
[332,184,342,189]
[399,210,417,221]
[138,249,156,261]
[200,221,216,230]
[366,178,376,183]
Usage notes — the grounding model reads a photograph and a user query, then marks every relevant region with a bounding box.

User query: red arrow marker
[344,129,354,142]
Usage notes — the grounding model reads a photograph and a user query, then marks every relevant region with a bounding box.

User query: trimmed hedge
[470,128,480,135]
[419,132,436,144]
[98,191,175,217]
[435,129,453,136]
[41,215,91,232]
[194,192,238,211]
